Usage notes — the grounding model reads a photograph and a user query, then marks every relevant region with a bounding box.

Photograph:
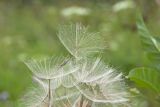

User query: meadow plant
[20,24,129,107]
[128,16,160,106]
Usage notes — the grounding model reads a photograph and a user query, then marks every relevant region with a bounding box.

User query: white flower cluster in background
[113,0,135,12]
[61,6,90,17]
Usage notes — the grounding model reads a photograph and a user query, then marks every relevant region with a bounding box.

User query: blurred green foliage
[0,0,160,106]
[128,14,160,107]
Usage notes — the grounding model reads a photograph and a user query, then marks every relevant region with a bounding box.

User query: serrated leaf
[137,16,160,69]
[128,67,160,93]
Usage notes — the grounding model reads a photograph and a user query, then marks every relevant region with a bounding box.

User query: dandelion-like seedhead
[20,23,130,107]
[24,56,78,80]
[58,23,106,59]
[20,84,48,107]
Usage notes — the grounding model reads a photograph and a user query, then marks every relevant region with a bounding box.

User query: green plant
[128,16,160,105]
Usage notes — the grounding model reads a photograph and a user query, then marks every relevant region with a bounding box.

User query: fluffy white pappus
[73,58,114,83]
[61,73,78,88]
[60,57,109,88]
[33,76,62,90]
[58,23,106,59]
[19,23,130,107]
[72,58,129,105]
[99,75,129,103]
[20,84,48,107]
[24,56,78,80]
[52,86,81,107]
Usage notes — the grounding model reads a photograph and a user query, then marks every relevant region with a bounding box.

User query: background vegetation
[0,0,160,107]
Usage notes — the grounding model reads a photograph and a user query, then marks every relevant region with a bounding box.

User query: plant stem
[48,79,52,107]
[80,95,84,107]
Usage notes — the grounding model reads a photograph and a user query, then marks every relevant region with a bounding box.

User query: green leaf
[129,67,160,93]
[137,16,160,69]
[137,16,160,53]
